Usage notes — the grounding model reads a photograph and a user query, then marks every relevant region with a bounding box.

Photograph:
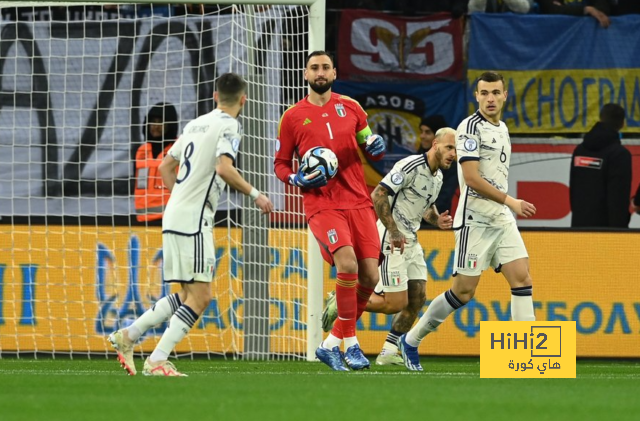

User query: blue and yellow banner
[468,14,640,133]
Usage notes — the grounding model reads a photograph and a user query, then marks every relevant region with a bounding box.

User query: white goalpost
[0,0,325,361]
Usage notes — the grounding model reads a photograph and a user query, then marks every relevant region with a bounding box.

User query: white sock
[381,329,402,353]
[343,336,358,349]
[406,291,458,347]
[322,333,342,350]
[150,304,198,363]
[128,293,181,342]
[382,341,398,354]
[511,286,535,321]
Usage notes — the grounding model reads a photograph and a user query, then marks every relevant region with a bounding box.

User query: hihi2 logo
[480,321,576,378]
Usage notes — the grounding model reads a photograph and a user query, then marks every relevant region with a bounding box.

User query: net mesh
[0,3,311,359]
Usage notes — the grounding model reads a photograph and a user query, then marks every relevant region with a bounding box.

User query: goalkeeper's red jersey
[274,93,373,219]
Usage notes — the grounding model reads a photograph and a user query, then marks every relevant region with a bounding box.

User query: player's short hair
[599,103,625,131]
[434,127,456,140]
[306,50,334,67]
[475,71,505,91]
[216,72,247,105]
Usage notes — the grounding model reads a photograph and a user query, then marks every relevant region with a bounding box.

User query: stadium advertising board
[338,10,463,81]
[508,144,640,228]
[468,14,640,134]
[1,228,638,357]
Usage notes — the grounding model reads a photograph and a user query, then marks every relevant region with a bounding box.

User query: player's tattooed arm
[372,185,394,229]
[372,184,405,253]
[423,205,453,230]
[423,206,439,226]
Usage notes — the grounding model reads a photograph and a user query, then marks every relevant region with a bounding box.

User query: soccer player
[274,50,386,371]
[322,128,457,365]
[398,71,537,371]
[108,73,273,376]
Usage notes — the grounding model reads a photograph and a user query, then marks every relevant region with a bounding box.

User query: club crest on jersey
[335,104,346,117]
[328,229,338,244]
[467,254,478,269]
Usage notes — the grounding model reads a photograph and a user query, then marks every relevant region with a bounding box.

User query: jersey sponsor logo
[275,139,281,152]
[335,104,347,117]
[328,229,338,244]
[391,172,404,185]
[303,118,312,125]
[573,156,603,169]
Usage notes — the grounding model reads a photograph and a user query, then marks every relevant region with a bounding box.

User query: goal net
[0,1,325,360]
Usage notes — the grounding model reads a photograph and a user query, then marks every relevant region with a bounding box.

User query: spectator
[632,184,640,215]
[134,102,179,223]
[570,103,631,228]
[469,0,533,14]
[417,115,458,219]
[537,0,611,28]
[417,115,447,153]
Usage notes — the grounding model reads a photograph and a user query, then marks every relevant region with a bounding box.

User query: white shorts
[453,222,528,276]
[162,228,215,283]
[376,242,427,293]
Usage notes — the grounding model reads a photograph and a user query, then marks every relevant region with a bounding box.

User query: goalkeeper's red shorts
[308,207,380,266]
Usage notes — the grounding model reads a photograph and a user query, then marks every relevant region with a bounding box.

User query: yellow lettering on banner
[480,321,576,378]
[467,69,640,133]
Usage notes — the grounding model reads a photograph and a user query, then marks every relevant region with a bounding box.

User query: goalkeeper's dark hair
[599,103,625,131]
[216,72,247,105]
[306,50,334,67]
[475,71,505,91]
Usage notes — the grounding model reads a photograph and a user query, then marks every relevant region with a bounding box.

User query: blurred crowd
[2,1,639,23]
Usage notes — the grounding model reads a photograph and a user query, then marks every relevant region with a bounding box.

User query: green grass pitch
[0,357,638,421]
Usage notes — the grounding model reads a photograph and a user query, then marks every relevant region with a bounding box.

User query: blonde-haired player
[322,128,457,365]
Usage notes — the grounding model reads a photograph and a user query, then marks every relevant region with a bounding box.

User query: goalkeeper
[322,128,457,366]
[274,50,386,371]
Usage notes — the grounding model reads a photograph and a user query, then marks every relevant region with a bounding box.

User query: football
[301,146,339,179]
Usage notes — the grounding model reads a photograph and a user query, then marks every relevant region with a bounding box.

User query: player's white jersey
[163,109,242,235]
[377,154,443,248]
[454,110,514,228]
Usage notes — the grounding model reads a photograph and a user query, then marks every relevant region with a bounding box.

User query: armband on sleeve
[356,126,373,144]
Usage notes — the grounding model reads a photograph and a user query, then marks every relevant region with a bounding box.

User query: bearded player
[274,50,386,371]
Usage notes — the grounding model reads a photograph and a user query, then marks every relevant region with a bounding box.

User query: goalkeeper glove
[365,134,386,157]
[288,168,327,189]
